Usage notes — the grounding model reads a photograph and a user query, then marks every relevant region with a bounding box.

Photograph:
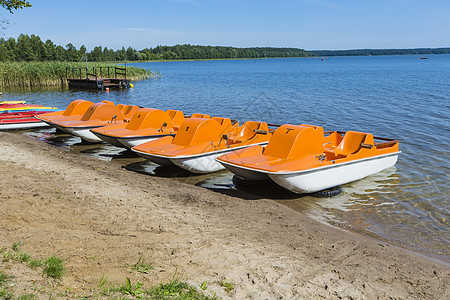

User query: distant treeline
[309,48,450,57]
[0,34,310,62]
[142,45,310,60]
[1,34,449,62]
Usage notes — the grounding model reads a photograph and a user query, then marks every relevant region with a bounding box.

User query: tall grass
[0,61,155,88]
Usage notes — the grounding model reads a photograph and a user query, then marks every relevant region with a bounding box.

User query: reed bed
[0,62,155,88]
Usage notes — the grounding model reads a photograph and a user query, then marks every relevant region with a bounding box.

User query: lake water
[4,55,449,262]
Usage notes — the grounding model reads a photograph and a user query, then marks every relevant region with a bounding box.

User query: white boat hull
[269,153,400,193]
[34,117,71,134]
[65,127,103,143]
[131,149,174,166]
[0,121,50,131]
[171,152,227,174]
[89,131,126,147]
[46,122,73,134]
[171,142,269,174]
[218,161,270,181]
[118,136,166,149]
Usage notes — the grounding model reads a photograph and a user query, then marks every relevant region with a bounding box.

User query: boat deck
[67,78,130,90]
[66,66,130,90]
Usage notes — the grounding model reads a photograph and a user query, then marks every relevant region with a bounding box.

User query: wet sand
[0,131,448,299]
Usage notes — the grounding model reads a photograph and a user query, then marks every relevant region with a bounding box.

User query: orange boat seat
[172,118,221,147]
[191,113,210,119]
[167,110,185,128]
[212,117,232,132]
[263,124,324,159]
[231,121,269,144]
[330,131,369,158]
[122,105,141,119]
[80,103,124,122]
[62,100,93,116]
[125,108,172,131]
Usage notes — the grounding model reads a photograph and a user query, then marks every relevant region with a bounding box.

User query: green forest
[0,34,310,62]
[1,34,449,62]
[309,48,450,56]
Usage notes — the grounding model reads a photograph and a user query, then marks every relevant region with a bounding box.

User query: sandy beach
[0,131,448,299]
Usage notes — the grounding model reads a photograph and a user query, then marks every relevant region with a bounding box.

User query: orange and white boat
[216,124,400,193]
[90,109,188,148]
[36,99,94,133]
[132,117,272,173]
[40,101,140,142]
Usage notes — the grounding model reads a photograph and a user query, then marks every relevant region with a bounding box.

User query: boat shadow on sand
[196,174,333,201]
[80,146,139,160]
[122,159,302,200]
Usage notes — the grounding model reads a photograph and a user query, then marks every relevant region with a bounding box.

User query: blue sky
[1,0,449,51]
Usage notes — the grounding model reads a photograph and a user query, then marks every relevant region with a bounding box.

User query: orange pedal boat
[132,117,273,173]
[216,124,400,193]
[40,101,140,142]
[37,99,94,133]
[90,109,188,148]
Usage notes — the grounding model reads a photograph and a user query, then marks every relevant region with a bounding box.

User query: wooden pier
[66,66,130,90]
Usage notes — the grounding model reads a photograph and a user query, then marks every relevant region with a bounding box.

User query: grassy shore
[1,243,216,299]
[0,61,155,88]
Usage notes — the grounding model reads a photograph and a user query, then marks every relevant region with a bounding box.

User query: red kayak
[0,117,40,124]
[0,110,61,130]
[0,110,52,120]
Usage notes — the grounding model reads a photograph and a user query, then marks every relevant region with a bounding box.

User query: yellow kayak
[0,100,27,105]
[0,105,59,113]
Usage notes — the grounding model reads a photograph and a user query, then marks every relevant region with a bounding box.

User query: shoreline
[35,130,450,263]
[131,53,446,64]
[1,131,449,298]
[324,219,450,267]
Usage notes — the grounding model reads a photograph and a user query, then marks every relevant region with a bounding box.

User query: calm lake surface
[4,55,449,262]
